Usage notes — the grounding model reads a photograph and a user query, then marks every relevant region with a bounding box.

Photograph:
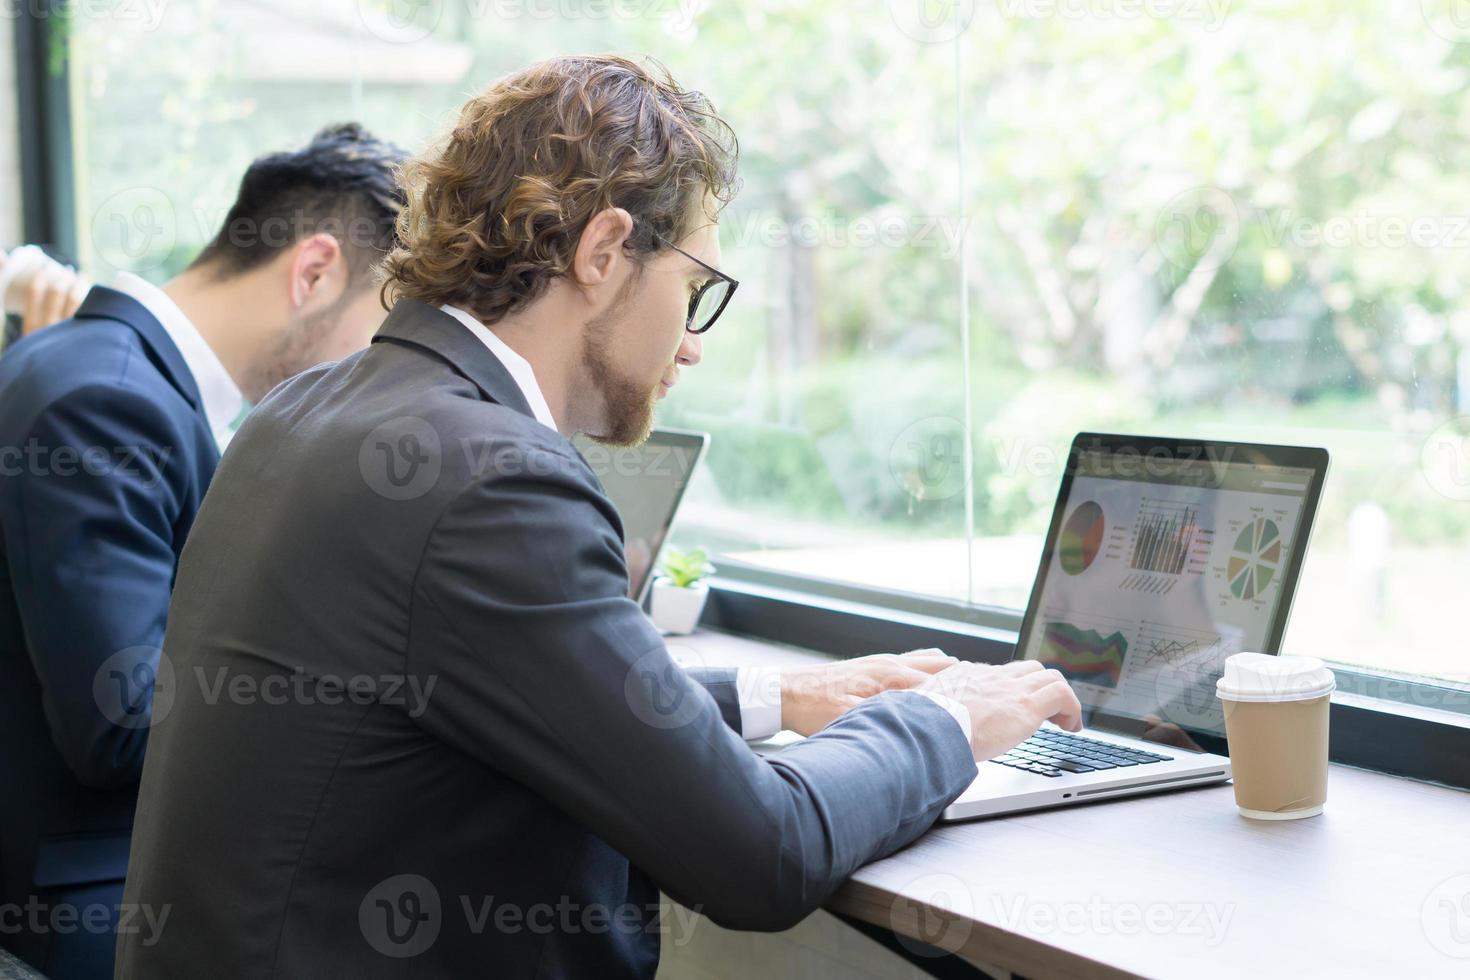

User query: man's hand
[779,649,958,736]
[1,248,89,336]
[917,660,1084,760]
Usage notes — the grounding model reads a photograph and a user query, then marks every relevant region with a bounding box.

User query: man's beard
[248,294,352,401]
[580,276,660,448]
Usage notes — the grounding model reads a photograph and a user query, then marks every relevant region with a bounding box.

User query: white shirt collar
[440,305,559,433]
[113,273,247,451]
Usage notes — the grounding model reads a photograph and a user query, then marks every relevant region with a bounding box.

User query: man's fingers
[1031,678,1084,732]
[42,280,67,329]
[895,649,956,674]
[22,272,48,332]
[998,659,1044,675]
[64,277,89,318]
[878,666,939,691]
[23,267,65,334]
[1019,667,1067,691]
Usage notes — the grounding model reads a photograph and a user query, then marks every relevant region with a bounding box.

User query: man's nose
[675,330,703,368]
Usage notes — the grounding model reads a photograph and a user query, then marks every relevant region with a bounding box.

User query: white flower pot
[650,578,709,635]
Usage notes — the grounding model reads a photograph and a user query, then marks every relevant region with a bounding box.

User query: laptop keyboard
[989,729,1173,778]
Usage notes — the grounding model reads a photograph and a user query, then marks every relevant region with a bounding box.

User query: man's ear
[286,233,347,310]
[571,207,635,293]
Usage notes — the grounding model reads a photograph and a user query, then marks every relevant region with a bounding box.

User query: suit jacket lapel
[73,286,207,418]
[371,299,539,422]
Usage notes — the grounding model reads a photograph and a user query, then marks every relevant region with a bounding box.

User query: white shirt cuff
[734,666,783,741]
[0,245,49,315]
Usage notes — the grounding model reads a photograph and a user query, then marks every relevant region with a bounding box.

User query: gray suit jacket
[115,299,978,978]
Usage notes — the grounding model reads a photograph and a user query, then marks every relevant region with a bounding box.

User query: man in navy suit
[0,123,408,980]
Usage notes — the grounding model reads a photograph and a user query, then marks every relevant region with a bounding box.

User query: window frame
[21,4,1470,794]
[14,1,76,259]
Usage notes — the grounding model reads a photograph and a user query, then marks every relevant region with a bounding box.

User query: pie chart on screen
[1059,501,1105,575]
[1227,517,1281,600]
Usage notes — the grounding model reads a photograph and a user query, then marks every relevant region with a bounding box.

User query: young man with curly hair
[117,55,1081,978]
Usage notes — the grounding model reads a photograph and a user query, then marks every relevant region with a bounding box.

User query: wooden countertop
[675,628,1470,979]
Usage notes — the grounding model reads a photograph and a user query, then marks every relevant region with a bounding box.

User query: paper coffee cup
[1215,653,1334,820]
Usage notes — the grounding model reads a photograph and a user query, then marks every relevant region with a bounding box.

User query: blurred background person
[0,244,91,347]
[0,122,407,980]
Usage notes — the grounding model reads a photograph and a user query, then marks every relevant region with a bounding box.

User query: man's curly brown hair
[381,54,739,325]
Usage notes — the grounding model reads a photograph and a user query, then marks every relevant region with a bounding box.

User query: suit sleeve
[407,445,978,931]
[681,666,743,734]
[4,383,187,788]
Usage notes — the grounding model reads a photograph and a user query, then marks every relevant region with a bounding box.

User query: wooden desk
[673,629,1470,979]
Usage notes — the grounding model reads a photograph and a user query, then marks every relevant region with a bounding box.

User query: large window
[60,0,1470,690]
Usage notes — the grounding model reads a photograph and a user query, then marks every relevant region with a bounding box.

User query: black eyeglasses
[654,233,739,334]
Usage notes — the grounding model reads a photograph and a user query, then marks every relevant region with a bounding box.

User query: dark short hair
[382,55,739,325]
[191,123,409,285]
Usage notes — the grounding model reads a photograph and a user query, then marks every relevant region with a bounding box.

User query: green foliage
[66,1,1470,561]
[661,547,715,589]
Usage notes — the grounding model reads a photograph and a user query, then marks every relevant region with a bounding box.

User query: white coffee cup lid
[1215,652,1335,703]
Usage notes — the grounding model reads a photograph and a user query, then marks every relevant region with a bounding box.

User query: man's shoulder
[2,316,137,383]
[0,318,197,438]
[242,349,601,511]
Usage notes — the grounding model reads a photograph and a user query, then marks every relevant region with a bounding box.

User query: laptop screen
[577,429,708,604]
[1016,435,1327,748]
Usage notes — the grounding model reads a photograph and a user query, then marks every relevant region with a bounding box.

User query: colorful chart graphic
[1039,621,1128,689]
[1129,500,1199,575]
[1059,501,1105,575]
[1226,517,1282,600]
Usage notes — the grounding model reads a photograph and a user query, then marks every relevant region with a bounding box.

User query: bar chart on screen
[1117,498,1214,593]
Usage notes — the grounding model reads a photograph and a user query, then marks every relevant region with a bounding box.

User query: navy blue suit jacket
[0,287,219,972]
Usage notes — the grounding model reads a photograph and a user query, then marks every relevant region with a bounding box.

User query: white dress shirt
[114,273,246,451]
[439,304,972,748]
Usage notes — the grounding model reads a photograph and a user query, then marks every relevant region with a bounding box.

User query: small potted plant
[650,547,715,635]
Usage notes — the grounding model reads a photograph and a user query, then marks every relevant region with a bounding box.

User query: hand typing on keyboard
[916,661,1083,761]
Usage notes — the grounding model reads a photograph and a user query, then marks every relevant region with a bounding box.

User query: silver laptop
[576,427,710,606]
[942,432,1329,821]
